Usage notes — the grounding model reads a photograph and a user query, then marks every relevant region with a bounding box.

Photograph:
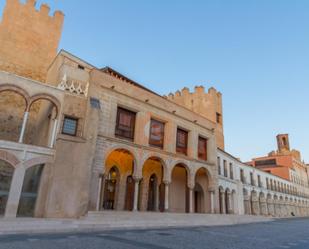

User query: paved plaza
[0,218,309,249]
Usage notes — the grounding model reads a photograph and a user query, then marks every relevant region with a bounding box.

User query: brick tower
[0,0,64,82]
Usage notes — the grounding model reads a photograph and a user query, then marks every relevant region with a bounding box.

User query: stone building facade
[0,0,309,219]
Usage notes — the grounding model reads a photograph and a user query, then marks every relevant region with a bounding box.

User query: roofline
[47,49,97,71]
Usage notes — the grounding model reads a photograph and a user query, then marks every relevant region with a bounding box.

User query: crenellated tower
[166,86,224,150]
[0,0,64,82]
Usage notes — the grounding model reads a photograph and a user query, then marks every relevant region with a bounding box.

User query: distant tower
[0,0,64,82]
[277,134,290,152]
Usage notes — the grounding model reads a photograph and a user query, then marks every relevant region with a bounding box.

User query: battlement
[3,0,64,23]
[166,85,222,100]
[166,85,224,149]
[0,0,64,81]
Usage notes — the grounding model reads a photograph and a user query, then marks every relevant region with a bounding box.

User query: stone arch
[139,156,166,212]
[102,147,138,211]
[29,94,61,117]
[103,146,139,177]
[251,190,260,215]
[0,84,30,109]
[139,153,167,181]
[169,160,192,187]
[0,150,20,168]
[194,167,211,213]
[169,162,191,213]
[23,156,53,170]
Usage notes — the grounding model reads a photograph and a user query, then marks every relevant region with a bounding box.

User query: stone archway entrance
[101,149,136,211]
[194,183,204,213]
[147,174,157,211]
[140,157,164,212]
[103,167,119,210]
[170,164,189,213]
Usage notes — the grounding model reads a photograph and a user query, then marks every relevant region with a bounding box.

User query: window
[223,160,228,177]
[229,163,234,180]
[216,112,222,124]
[217,157,221,175]
[250,172,254,186]
[149,119,165,148]
[115,107,136,140]
[258,175,262,187]
[198,136,208,161]
[266,178,269,189]
[62,116,78,136]
[240,169,245,183]
[78,64,85,70]
[176,128,188,155]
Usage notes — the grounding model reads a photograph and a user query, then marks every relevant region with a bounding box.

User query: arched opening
[225,189,231,214]
[170,164,189,213]
[219,186,225,214]
[24,98,58,147]
[243,188,251,215]
[101,149,135,211]
[194,167,210,213]
[103,166,119,210]
[231,190,237,214]
[17,164,45,217]
[251,191,260,215]
[140,157,164,212]
[0,90,27,142]
[0,160,14,216]
[147,174,157,211]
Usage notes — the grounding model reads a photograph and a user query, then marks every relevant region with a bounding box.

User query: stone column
[5,166,26,218]
[49,119,58,148]
[164,181,170,212]
[189,187,194,213]
[209,190,215,214]
[18,111,29,143]
[133,178,141,212]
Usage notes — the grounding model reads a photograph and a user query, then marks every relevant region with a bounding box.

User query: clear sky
[1,0,309,162]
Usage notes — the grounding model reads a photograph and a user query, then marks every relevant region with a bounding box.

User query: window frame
[115,107,136,141]
[62,115,78,136]
[198,136,208,161]
[149,118,165,149]
[176,128,188,155]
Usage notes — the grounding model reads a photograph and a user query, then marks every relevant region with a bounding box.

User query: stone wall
[0,0,64,82]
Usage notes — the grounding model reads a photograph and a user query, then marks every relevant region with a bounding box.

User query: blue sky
[1,0,309,162]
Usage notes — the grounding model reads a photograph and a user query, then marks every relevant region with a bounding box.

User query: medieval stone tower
[0,0,64,82]
[167,86,224,150]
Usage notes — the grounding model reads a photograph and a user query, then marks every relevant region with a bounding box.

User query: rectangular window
[258,175,262,187]
[240,169,245,183]
[198,136,208,161]
[115,107,136,140]
[229,163,234,180]
[62,116,78,136]
[250,172,254,186]
[223,160,228,177]
[149,119,165,148]
[217,157,221,175]
[216,112,222,124]
[176,128,188,155]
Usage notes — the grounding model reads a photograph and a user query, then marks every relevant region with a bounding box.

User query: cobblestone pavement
[0,218,309,249]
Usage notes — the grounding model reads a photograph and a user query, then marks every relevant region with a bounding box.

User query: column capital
[133,176,142,182]
[163,180,171,185]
